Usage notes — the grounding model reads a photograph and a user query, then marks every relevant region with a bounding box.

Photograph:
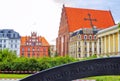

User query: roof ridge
[65,6,110,12]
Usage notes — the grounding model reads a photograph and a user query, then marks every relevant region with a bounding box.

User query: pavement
[0,79,20,81]
[0,79,96,81]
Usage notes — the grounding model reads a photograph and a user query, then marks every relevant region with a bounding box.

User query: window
[4,45,6,48]
[79,54,81,58]
[90,35,92,40]
[10,34,13,38]
[15,34,18,38]
[22,48,24,52]
[15,45,17,48]
[13,34,15,38]
[94,35,96,39]
[43,48,46,52]
[84,41,87,45]
[28,48,30,51]
[28,53,30,57]
[4,40,6,43]
[78,48,81,52]
[0,40,2,43]
[11,45,13,48]
[78,42,80,45]
[15,40,17,43]
[84,35,87,39]
[78,35,81,39]
[3,34,5,37]
[32,42,35,46]
[32,48,35,51]
[11,40,13,43]
[84,54,87,57]
[0,44,2,47]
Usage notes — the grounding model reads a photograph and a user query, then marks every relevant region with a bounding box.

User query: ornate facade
[20,32,50,58]
[69,28,98,58]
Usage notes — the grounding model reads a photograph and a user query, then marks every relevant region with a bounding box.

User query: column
[97,38,100,55]
[104,36,107,54]
[101,37,104,54]
[118,31,120,55]
[92,41,94,55]
[76,41,79,58]
[108,35,111,53]
[113,34,115,53]
[87,41,89,57]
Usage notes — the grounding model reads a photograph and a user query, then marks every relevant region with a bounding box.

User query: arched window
[32,48,35,51]
[28,48,30,51]
[84,35,87,39]
[22,48,24,52]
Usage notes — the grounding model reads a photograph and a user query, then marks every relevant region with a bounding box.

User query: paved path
[0,79,95,81]
[0,79,20,81]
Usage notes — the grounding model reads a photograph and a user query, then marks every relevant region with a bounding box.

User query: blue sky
[0,0,119,45]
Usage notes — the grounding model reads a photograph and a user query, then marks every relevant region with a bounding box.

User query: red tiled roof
[64,7,115,32]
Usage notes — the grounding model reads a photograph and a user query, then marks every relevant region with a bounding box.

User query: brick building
[20,32,50,58]
[56,5,115,56]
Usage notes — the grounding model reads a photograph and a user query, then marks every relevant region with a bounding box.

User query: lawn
[1,74,120,81]
[0,74,30,79]
[86,76,120,81]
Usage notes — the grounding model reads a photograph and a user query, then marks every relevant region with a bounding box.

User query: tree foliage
[0,53,78,71]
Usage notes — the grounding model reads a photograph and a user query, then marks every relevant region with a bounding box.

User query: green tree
[0,49,17,62]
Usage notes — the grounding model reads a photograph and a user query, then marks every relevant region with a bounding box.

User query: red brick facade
[56,5,115,56]
[56,6,69,56]
[20,32,50,58]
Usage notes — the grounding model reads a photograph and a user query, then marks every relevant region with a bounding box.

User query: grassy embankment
[0,74,30,79]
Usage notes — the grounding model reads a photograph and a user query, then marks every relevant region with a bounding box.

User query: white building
[0,29,21,56]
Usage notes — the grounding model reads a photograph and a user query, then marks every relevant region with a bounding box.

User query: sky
[0,0,120,45]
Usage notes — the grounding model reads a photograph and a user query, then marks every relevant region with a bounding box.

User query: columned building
[56,5,115,56]
[0,29,21,56]
[20,32,50,58]
[69,28,98,58]
[97,24,120,56]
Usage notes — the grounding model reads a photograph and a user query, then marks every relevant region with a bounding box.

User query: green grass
[0,74,30,79]
[1,74,120,81]
[85,76,120,81]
